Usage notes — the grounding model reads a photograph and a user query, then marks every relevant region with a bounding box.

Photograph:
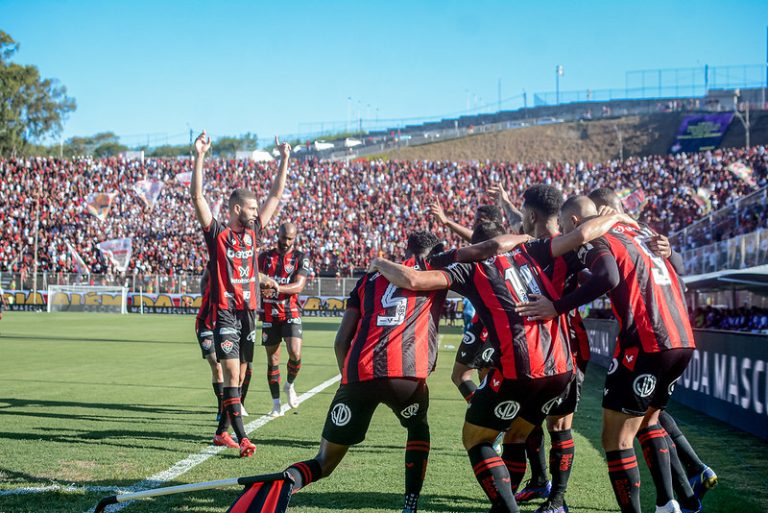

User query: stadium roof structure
[684,265,768,293]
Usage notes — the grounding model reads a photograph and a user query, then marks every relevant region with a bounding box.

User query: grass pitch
[0,313,765,512]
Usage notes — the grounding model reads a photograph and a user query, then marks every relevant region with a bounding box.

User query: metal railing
[681,228,768,275]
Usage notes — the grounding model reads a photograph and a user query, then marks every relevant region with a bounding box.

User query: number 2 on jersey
[377,283,407,326]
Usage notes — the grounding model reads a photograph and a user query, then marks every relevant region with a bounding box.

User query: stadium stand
[1,146,766,284]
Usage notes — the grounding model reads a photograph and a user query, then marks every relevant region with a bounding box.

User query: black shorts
[603,346,694,416]
[455,326,495,370]
[546,364,586,417]
[195,318,216,359]
[466,369,573,432]
[214,309,256,362]
[322,378,429,446]
[261,318,303,346]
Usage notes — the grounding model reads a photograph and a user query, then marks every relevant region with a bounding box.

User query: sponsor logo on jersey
[494,400,521,420]
[482,348,495,362]
[221,340,235,354]
[199,330,213,338]
[633,374,657,398]
[622,347,639,372]
[668,379,678,396]
[246,331,256,343]
[287,318,302,325]
[243,233,253,246]
[227,248,255,259]
[201,340,213,351]
[238,266,249,278]
[400,403,420,419]
[219,327,238,336]
[607,358,619,375]
[542,395,564,414]
[330,403,352,426]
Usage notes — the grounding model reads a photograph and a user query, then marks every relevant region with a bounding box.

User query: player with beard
[190,132,287,458]
[282,232,446,513]
[258,222,310,416]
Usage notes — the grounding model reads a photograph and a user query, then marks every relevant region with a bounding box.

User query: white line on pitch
[75,374,341,513]
[0,485,128,496]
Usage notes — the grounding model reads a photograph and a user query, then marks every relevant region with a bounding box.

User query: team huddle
[188,132,717,513]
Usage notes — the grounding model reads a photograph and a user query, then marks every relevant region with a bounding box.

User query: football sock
[287,359,302,384]
[458,380,477,402]
[217,387,246,441]
[549,429,575,501]
[664,430,700,511]
[658,411,706,476]
[526,425,548,485]
[240,364,253,406]
[638,424,674,506]
[212,381,223,416]
[268,364,281,400]
[404,420,430,500]
[501,442,528,492]
[286,459,323,492]
[468,443,520,513]
[606,448,642,513]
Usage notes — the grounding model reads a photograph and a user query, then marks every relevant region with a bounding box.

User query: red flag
[226,478,293,513]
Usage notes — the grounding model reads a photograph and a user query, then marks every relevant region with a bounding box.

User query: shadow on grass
[0,397,208,415]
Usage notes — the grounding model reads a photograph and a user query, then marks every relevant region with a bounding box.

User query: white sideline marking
[0,485,128,496]
[66,373,339,513]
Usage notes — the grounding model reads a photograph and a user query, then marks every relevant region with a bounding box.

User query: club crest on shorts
[633,374,657,398]
[201,340,213,351]
[607,358,619,375]
[668,378,678,396]
[330,403,352,426]
[461,331,477,346]
[400,403,420,418]
[494,400,520,420]
[481,347,494,362]
[221,340,235,354]
[247,331,256,343]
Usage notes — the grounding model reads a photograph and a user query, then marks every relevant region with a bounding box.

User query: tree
[0,31,76,156]
[212,132,259,157]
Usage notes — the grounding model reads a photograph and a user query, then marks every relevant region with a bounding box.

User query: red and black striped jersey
[196,270,213,330]
[524,238,591,367]
[258,248,310,321]
[577,222,695,353]
[438,249,574,380]
[203,217,262,311]
[342,256,447,384]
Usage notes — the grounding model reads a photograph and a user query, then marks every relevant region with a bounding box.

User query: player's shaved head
[406,231,441,258]
[589,187,625,214]
[559,195,598,234]
[279,222,297,237]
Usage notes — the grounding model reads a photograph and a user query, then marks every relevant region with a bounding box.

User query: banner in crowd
[211,198,224,219]
[728,162,756,187]
[65,241,90,275]
[583,319,768,441]
[133,179,165,210]
[693,187,713,213]
[85,192,118,222]
[175,172,192,187]
[669,113,734,154]
[96,238,133,272]
[617,189,647,214]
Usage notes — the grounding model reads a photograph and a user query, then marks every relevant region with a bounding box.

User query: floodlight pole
[32,197,40,309]
[733,90,751,148]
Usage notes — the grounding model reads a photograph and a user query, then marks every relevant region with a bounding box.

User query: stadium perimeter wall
[584,319,768,440]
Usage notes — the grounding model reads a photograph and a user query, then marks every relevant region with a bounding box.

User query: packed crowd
[1,145,766,278]
[691,305,768,333]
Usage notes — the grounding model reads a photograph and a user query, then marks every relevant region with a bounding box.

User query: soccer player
[196,268,224,420]
[258,222,311,416]
[283,232,446,513]
[190,131,288,458]
[589,187,717,506]
[517,196,697,513]
[0,283,7,320]
[370,214,629,513]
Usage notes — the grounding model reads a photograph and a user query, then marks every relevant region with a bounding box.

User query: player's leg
[512,424,549,503]
[451,361,477,402]
[385,379,431,513]
[263,322,283,416]
[603,409,644,513]
[239,362,253,415]
[197,325,223,418]
[238,314,256,419]
[659,410,717,501]
[285,381,377,492]
[464,421,520,513]
[283,319,303,409]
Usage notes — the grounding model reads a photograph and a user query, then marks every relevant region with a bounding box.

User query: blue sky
[3,0,768,146]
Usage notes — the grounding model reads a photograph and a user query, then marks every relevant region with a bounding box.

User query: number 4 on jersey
[377,283,407,326]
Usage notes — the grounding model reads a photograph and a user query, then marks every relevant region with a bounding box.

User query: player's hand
[194,131,212,155]
[275,136,292,160]
[647,234,673,259]
[597,205,618,216]
[514,293,557,321]
[261,276,279,290]
[368,258,380,274]
[262,287,277,298]
[617,213,640,229]
[429,200,448,225]
[488,184,511,205]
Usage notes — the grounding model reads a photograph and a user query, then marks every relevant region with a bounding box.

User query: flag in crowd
[96,237,133,272]
[211,197,224,219]
[85,192,118,222]
[65,240,90,275]
[728,162,756,186]
[133,179,165,211]
[617,188,647,214]
[175,172,192,187]
[693,187,713,213]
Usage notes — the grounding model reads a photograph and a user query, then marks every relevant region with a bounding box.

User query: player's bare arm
[334,308,361,371]
[488,183,523,232]
[429,199,473,242]
[276,274,307,296]
[370,258,449,291]
[258,136,292,229]
[550,213,639,257]
[190,131,213,229]
[259,274,279,290]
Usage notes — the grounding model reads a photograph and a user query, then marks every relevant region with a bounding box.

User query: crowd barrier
[583,319,768,440]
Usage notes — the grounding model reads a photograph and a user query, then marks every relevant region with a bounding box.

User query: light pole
[733,89,751,148]
[556,65,564,105]
[347,97,352,133]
